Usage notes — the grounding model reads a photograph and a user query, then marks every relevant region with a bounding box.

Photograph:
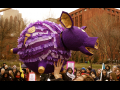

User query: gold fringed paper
[28,26,36,33]
[24,37,28,45]
[61,13,72,28]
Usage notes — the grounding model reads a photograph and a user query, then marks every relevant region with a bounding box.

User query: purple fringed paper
[17,20,71,67]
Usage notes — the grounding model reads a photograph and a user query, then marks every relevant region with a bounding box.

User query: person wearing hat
[81,67,86,75]
[2,63,6,69]
[5,65,9,72]
[13,67,17,78]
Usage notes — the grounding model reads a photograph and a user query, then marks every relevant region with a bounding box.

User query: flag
[100,63,105,81]
[19,63,24,78]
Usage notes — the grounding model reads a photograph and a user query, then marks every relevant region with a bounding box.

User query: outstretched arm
[54,59,64,79]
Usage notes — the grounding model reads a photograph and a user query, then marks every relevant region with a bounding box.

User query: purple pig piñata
[11,11,99,74]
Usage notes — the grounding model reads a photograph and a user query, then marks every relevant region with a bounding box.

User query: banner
[66,61,75,74]
[29,72,36,81]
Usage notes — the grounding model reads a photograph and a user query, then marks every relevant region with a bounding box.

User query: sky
[0,8,120,22]
[0,8,79,22]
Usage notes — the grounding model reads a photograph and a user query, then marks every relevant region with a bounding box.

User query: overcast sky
[0,8,120,22]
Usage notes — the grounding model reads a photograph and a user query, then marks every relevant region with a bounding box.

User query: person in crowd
[50,72,55,79]
[117,65,120,70]
[91,69,98,81]
[86,67,91,75]
[96,69,101,80]
[66,67,75,80]
[13,67,17,77]
[101,69,109,81]
[8,69,14,81]
[22,68,26,78]
[116,69,120,81]
[83,74,94,81]
[76,71,81,78]
[2,63,6,69]
[112,66,117,73]
[81,67,86,75]
[73,76,84,81]
[25,68,30,81]
[0,71,12,81]
[0,68,5,80]
[105,65,111,78]
[74,67,77,77]
[13,70,25,81]
[5,65,9,72]
[109,72,118,81]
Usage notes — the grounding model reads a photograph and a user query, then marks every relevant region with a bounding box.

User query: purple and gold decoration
[11,11,99,74]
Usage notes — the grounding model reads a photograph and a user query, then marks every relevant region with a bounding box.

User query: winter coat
[0,71,11,81]
[13,70,26,81]
[61,73,72,81]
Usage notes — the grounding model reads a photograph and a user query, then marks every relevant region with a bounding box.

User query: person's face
[9,70,12,74]
[98,70,101,74]
[76,72,80,77]
[3,64,6,66]
[4,74,7,78]
[106,67,109,70]
[74,69,76,73]
[17,72,20,76]
[110,74,112,80]
[103,70,106,75]
[26,69,29,73]
[81,69,85,73]
[91,74,95,78]
[116,70,120,76]
[5,67,7,69]
[13,69,16,73]
[1,70,5,74]
[87,69,90,73]
[68,69,72,74]
[113,67,117,72]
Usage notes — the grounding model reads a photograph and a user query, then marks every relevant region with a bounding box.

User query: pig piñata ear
[60,11,73,29]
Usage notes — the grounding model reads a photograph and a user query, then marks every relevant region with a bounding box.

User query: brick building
[58,8,120,27]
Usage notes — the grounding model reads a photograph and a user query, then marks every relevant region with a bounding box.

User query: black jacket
[0,71,11,81]
[13,70,26,81]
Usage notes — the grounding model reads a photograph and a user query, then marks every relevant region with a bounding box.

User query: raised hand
[54,59,64,79]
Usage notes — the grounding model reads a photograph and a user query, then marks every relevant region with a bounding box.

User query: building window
[79,10,82,13]
[75,16,78,26]
[89,8,91,9]
[84,8,87,11]
[72,14,74,16]
[75,12,78,15]
[107,9,110,11]
[79,15,82,27]
[102,8,105,10]
[116,11,118,14]
[117,16,119,22]
[112,10,114,13]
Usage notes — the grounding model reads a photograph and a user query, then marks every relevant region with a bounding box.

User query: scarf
[16,75,20,78]
[66,72,75,80]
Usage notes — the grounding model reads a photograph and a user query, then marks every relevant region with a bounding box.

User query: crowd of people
[41,60,120,81]
[0,63,30,81]
[0,60,120,81]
